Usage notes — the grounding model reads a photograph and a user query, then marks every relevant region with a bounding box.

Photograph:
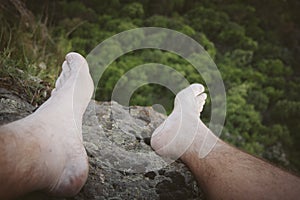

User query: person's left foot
[29,52,94,196]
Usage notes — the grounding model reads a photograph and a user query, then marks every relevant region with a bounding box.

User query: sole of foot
[32,52,94,196]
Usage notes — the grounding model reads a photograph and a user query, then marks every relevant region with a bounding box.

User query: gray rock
[0,89,204,200]
[0,88,35,125]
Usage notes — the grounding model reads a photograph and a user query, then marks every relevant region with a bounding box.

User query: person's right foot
[151,84,213,160]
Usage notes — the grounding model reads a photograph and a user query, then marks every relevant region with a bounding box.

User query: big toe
[190,83,205,96]
[177,84,205,99]
[175,83,204,103]
[66,52,87,70]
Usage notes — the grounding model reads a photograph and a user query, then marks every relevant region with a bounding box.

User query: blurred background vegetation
[0,0,299,172]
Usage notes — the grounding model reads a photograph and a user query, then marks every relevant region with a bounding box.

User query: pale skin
[0,53,299,199]
[0,52,94,199]
[151,84,300,200]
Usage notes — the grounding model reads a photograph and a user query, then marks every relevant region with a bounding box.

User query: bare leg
[0,52,94,199]
[151,84,300,200]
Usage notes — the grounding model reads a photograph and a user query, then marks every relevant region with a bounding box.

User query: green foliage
[122,3,144,18]
[1,0,299,172]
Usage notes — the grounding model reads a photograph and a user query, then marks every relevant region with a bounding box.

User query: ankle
[180,126,221,161]
[0,123,55,197]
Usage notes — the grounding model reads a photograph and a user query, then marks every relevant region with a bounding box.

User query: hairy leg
[0,52,94,199]
[151,84,300,200]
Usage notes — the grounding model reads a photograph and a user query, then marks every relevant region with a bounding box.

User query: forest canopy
[0,0,299,172]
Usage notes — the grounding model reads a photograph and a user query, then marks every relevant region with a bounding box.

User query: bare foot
[151,84,216,160]
[9,52,94,197]
[34,52,94,196]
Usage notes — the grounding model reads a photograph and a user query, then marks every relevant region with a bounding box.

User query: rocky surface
[0,88,204,200]
[0,88,35,125]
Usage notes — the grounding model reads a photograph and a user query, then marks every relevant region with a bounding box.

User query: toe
[62,61,71,72]
[54,76,63,91]
[66,52,86,68]
[52,53,86,95]
[177,83,205,98]
[190,83,205,96]
[196,93,207,113]
[175,83,206,109]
